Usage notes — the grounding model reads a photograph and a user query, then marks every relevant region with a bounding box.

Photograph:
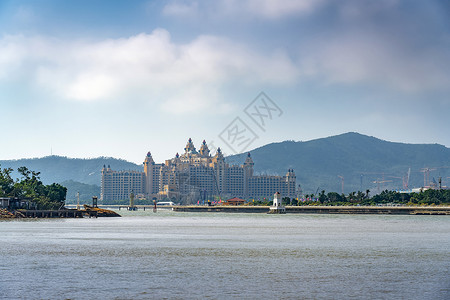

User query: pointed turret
[285,168,295,177]
[243,152,254,198]
[172,152,180,165]
[285,168,296,199]
[244,152,254,167]
[215,147,224,160]
[144,151,154,165]
[101,164,108,174]
[184,138,197,154]
[199,139,211,157]
[143,151,155,198]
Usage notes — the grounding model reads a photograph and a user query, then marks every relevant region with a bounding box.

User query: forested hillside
[2,133,449,197]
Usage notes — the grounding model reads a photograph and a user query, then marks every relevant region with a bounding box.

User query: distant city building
[101,139,296,203]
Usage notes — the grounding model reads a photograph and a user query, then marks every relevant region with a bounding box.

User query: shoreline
[3,205,449,218]
[171,205,450,215]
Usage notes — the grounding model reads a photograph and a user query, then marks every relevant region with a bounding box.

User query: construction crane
[388,176,403,189]
[338,175,344,194]
[406,168,411,189]
[420,166,450,187]
[388,168,411,190]
[358,171,388,188]
[373,179,392,193]
[420,167,437,187]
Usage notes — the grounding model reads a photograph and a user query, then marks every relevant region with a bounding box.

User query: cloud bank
[1,0,449,116]
[0,29,298,113]
[163,0,324,19]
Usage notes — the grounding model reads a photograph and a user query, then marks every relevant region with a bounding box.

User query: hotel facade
[101,139,296,203]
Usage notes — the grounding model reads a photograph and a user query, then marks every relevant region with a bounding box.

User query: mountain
[0,156,142,186]
[1,133,449,197]
[0,156,142,200]
[226,132,450,194]
[60,180,102,203]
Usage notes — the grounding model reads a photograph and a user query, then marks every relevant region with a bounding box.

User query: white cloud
[237,0,325,19]
[162,0,325,20]
[162,1,199,17]
[160,86,234,114]
[0,29,299,111]
[300,32,450,92]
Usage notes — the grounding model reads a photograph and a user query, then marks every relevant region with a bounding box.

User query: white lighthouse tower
[269,192,286,214]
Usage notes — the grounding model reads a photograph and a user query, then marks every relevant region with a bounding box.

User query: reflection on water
[1,211,449,299]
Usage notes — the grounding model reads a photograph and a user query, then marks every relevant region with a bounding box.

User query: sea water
[1,210,449,299]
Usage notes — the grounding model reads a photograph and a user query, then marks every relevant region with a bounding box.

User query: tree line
[0,166,67,210]
[99,189,450,206]
[251,189,450,206]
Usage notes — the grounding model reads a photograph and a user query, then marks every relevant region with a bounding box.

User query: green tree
[0,166,14,196]
[0,166,67,210]
[319,190,327,204]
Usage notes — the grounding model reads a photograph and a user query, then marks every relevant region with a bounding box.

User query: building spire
[199,139,210,157]
[144,151,154,164]
[244,152,254,166]
[184,138,197,154]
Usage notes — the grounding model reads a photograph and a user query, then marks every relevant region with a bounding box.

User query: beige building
[101,138,296,203]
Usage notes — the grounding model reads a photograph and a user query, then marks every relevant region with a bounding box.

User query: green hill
[1,133,449,197]
[226,132,450,194]
[60,180,102,203]
[0,155,142,186]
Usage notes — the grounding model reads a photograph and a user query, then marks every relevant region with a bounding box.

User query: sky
[0,0,449,164]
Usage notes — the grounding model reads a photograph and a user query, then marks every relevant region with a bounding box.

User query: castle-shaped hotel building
[101,138,296,203]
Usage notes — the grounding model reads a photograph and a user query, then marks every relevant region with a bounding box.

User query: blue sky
[1,0,449,164]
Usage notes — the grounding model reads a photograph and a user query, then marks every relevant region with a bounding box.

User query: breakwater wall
[173,206,269,213]
[10,209,93,218]
[172,205,450,215]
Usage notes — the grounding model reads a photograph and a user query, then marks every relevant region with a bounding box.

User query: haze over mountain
[1,132,449,200]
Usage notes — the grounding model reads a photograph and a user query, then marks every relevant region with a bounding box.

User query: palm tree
[348,191,356,202]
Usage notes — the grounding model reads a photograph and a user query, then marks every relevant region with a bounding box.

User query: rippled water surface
[1,211,449,299]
